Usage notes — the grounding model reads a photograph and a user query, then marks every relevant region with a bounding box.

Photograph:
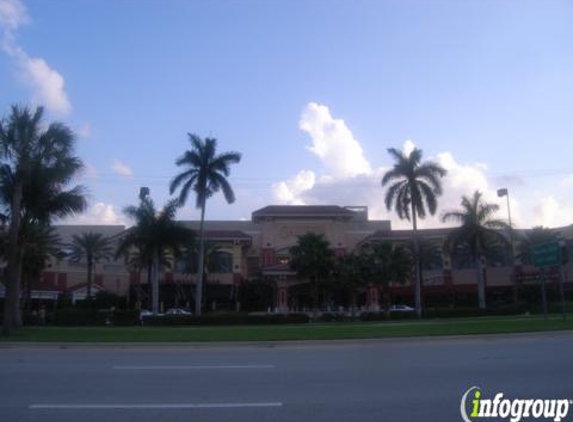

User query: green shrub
[53,308,107,326]
[248,313,310,324]
[423,305,525,319]
[22,312,40,326]
[112,310,140,326]
[141,312,310,326]
[359,312,388,322]
[318,312,347,323]
[389,311,417,320]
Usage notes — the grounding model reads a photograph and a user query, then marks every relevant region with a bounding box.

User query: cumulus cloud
[531,196,573,228]
[0,0,71,115]
[0,0,27,35]
[272,102,573,230]
[272,170,316,205]
[300,103,372,177]
[111,160,133,178]
[62,202,125,225]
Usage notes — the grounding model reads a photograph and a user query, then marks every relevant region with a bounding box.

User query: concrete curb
[1,330,572,349]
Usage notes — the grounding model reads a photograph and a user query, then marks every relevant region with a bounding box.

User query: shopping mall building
[8,205,573,311]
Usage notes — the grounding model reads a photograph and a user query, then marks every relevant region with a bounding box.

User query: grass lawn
[2,315,573,343]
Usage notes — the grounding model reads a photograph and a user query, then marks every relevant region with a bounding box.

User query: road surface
[1,332,572,421]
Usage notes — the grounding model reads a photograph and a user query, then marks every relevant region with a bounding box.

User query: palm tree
[180,241,229,308]
[518,226,560,266]
[441,191,509,309]
[0,223,61,312]
[382,147,447,317]
[333,252,370,315]
[68,232,113,305]
[169,134,241,316]
[0,105,86,335]
[116,196,194,314]
[363,241,412,310]
[289,232,335,316]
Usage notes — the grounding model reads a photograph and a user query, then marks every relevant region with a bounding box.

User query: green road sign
[532,242,561,268]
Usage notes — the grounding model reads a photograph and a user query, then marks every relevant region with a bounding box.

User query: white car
[139,310,153,320]
[165,308,192,316]
[389,304,415,313]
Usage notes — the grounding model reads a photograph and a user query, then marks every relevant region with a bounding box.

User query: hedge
[142,312,310,326]
[423,305,527,319]
[53,309,108,326]
[51,309,139,326]
[359,311,417,322]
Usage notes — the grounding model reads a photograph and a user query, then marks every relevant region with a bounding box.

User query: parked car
[389,304,415,313]
[165,308,192,316]
[139,310,153,320]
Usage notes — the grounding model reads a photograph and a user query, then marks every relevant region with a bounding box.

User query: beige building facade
[17,205,573,311]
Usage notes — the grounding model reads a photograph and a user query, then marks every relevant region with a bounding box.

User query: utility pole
[497,188,517,304]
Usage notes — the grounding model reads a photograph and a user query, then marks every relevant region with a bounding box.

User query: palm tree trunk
[411,201,422,318]
[476,255,486,310]
[19,255,30,313]
[146,262,152,311]
[2,178,24,336]
[23,275,31,313]
[86,258,93,307]
[151,251,160,314]
[312,276,319,319]
[195,202,206,317]
[350,289,357,317]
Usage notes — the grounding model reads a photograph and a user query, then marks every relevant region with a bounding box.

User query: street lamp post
[497,188,517,304]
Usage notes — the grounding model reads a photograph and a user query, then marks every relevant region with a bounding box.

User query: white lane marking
[30,402,283,410]
[112,365,275,370]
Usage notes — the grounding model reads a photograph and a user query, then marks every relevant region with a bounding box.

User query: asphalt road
[1,332,573,422]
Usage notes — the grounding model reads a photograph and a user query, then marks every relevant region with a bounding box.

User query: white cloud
[300,102,372,177]
[562,174,573,186]
[402,139,416,157]
[0,0,71,116]
[62,202,125,225]
[273,103,573,230]
[17,54,71,114]
[111,160,133,178]
[0,0,27,35]
[272,170,316,205]
[532,196,573,228]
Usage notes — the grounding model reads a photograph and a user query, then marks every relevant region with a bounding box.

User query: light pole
[497,188,517,303]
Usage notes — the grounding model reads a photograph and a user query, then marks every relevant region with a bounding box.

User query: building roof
[361,227,454,244]
[66,283,106,293]
[252,205,356,219]
[203,230,251,241]
[53,225,126,243]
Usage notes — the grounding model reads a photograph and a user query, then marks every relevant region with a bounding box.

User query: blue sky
[1,0,572,228]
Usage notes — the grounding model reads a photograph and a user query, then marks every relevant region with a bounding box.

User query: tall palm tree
[169,134,241,316]
[116,196,194,314]
[68,232,113,304]
[289,232,335,315]
[441,191,509,309]
[382,147,447,317]
[180,241,229,308]
[0,105,86,335]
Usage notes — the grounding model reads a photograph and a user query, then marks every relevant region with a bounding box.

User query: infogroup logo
[460,386,572,422]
